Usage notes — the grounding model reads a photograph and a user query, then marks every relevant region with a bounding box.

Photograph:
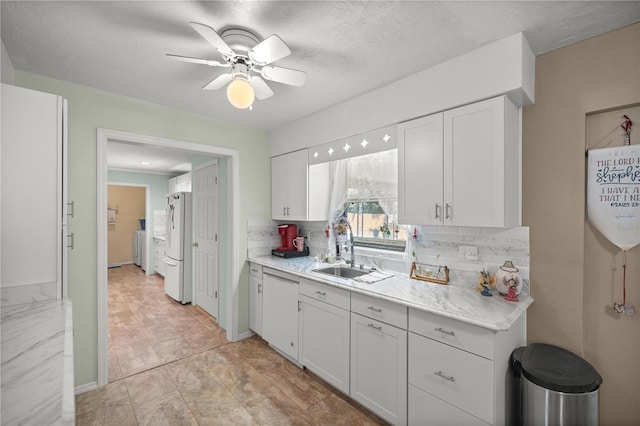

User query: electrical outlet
[459,245,478,260]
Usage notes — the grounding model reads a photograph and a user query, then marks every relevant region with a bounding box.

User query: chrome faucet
[332,217,356,268]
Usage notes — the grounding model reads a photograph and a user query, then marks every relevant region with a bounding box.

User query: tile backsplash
[247,219,529,293]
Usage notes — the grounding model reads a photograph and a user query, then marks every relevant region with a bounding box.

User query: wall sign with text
[587,145,640,250]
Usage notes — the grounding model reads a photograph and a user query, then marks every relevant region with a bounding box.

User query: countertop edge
[248,256,533,332]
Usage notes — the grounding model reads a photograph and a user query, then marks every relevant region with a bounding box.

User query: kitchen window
[329,149,407,252]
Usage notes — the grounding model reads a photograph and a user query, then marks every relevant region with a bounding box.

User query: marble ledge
[1,298,75,426]
[248,255,533,332]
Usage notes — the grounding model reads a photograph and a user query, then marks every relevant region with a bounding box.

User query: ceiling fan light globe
[227,79,255,109]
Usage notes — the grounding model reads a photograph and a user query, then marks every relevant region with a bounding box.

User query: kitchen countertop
[248,255,533,331]
[1,298,75,425]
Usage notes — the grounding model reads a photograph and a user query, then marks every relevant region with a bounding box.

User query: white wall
[268,32,535,156]
[1,40,15,84]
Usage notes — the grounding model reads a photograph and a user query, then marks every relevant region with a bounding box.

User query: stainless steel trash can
[511,343,602,426]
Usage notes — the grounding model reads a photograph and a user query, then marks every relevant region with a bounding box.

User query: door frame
[97,128,240,387]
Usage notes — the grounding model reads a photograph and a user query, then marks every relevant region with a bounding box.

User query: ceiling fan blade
[249,76,274,100]
[249,34,291,65]
[261,65,306,87]
[189,22,234,57]
[166,54,229,68]
[202,73,233,90]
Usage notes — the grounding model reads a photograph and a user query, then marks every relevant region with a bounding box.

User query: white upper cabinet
[399,96,519,228]
[168,172,192,193]
[398,113,444,226]
[271,149,329,221]
[1,84,68,298]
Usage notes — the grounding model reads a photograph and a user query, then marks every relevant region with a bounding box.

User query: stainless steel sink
[313,266,370,279]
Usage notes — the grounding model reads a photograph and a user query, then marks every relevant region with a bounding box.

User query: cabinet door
[398,113,444,225]
[271,155,289,219]
[350,313,407,425]
[1,84,66,295]
[299,295,350,394]
[285,149,309,220]
[249,275,263,335]
[262,272,299,360]
[444,96,517,227]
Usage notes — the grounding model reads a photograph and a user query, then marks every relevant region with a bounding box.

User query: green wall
[15,71,271,387]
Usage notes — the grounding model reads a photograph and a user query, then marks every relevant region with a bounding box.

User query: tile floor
[76,264,386,425]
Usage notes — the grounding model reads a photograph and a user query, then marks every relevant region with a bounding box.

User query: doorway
[97,128,240,387]
[107,184,149,269]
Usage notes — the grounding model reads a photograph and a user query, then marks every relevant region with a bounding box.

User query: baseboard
[236,330,254,341]
[75,381,98,395]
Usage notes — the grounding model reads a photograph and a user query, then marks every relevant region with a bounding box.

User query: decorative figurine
[504,278,520,302]
[476,269,495,297]
[495,260,522,296]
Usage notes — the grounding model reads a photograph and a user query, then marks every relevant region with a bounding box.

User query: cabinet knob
[192,242,199,247]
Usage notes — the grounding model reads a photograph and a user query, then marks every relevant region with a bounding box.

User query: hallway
[75,264,384,425]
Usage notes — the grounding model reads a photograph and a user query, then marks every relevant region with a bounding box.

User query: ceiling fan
[167,22,306,109]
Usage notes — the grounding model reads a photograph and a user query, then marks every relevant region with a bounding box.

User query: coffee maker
[276,224,297,251]
[272,224,308,258]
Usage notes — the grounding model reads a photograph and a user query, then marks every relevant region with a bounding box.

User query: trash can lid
[514,343,602,393]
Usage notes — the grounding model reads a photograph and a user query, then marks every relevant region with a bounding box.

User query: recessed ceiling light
[343,143,351,152]
[140,161,151,166]
[361,138,369,148]
[328,148,334,156]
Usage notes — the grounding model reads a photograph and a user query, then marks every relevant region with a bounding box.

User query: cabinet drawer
[299,278,350,310]
[409,333,493,424]
[351,292,407,329]
[409,384,487,426]
[409,308,494,359]
[249,263,263,278]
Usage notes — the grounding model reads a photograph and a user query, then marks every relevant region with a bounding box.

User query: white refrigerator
[164,192,192,303]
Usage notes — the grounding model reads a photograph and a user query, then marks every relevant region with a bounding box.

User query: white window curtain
[327,150,399,242]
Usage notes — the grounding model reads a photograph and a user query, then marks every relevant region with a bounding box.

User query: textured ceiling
[3,1,639,132]
[2,1,639,172]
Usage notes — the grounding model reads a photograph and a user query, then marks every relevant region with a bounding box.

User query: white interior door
[194,162,219,318]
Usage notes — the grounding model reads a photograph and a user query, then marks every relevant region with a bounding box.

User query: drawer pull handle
[367,323,382,331]
[434,327,455,336]
[315,291,327,296]
[367,306,382,313]
[434,371,455,382]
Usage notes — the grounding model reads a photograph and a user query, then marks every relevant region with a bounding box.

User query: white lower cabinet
[154,238,166,276]
[409,332,492,424]
[249,263,263,335]
[262,268,299,360]
[350,311,407,425]
[408,308,524,425]
[298,278,350,394]
[409,384,486,426]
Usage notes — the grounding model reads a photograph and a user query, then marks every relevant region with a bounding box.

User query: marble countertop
[1,298,75,425]
[248,255,533,331]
